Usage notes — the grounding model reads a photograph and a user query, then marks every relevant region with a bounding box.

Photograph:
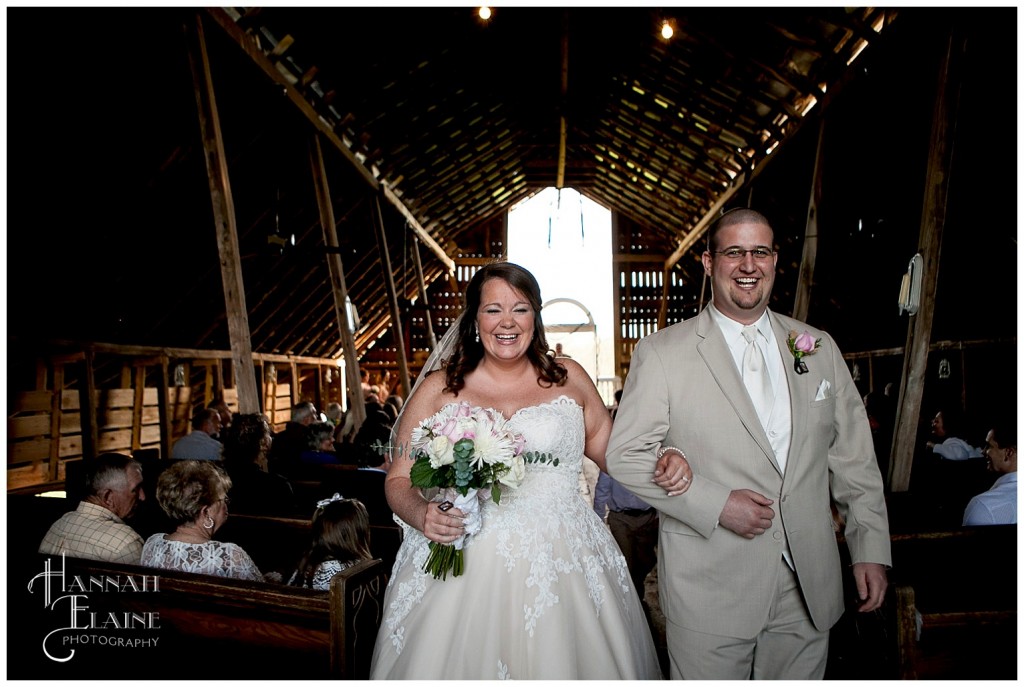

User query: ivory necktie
[742,325,773,425]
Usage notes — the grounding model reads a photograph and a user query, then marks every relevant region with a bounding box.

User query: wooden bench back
[889,525,1017,679]
[216,511,402,576]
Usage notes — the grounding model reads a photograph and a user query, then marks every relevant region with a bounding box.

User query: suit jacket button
[773,531,782,540]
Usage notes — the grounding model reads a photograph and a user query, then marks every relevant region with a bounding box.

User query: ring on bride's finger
[438,500,454,512]
[682,476,690,483]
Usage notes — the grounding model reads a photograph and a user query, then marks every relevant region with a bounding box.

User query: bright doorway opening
[507,187,617,404]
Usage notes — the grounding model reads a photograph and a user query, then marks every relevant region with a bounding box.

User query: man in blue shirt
[171,408,223,460]
[963,419,1017,526]
[594,470,658,621]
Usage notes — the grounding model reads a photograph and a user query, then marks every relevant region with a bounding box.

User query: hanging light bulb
[478,7,491,21]
[661,20,674,40]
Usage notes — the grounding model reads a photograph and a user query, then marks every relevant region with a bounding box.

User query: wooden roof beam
[204,7,455,275]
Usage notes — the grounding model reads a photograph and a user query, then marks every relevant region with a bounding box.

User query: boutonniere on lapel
[786,330,821,375]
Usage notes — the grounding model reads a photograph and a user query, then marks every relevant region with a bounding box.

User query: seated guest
[926,407,983,460]
[963,418,1017,526]
[287,494,372,590]
[384,393,403,413]
[269,401,319,476]
[207,399,233,434]
[322,451,393,526]
[325,402,344,429]
[222,413,297,517]
[141,460,263,580]
[300,422,343,466]
[171,408,223,461]
[39,452,145,563]
[351,398,393,465]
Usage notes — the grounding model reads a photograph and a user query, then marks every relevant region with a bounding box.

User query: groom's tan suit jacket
[607,307,891,639]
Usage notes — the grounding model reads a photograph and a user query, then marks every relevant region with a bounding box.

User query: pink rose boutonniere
[787,330,821,375]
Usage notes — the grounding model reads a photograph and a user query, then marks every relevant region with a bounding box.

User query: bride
[369,262,692,679]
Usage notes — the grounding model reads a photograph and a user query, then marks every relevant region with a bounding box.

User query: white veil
[385,311,467,528]
[388,311,466,461]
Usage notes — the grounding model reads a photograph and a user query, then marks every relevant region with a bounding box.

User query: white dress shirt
[709,305,793,475]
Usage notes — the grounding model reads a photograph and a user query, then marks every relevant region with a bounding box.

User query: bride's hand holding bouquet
[407,402,527,580]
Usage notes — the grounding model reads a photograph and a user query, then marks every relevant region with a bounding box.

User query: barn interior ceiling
[7,7,1014,371]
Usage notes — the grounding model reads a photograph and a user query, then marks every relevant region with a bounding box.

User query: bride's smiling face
[476,278,534,363]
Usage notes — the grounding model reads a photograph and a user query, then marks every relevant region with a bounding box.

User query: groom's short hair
[707,208,773,252]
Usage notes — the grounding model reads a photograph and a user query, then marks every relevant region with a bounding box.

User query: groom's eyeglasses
[712,246,776,261]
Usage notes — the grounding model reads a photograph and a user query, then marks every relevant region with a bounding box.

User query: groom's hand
[719,489,775,538]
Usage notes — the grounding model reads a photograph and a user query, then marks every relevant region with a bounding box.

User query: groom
[607,208,890,679]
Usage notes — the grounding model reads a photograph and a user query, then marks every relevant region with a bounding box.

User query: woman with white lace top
[369,262,693,680]
[140,460,263,581]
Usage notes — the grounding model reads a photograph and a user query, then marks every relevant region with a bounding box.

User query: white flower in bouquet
[427,435,455,468]
[498,453,526,489]
[470,428,512,467]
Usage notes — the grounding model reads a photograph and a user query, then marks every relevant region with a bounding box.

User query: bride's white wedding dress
[369,396,663,679]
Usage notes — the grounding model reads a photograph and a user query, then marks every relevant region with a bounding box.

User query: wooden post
[185,12,260,415]
[308,134,366,429]
[157,356,171,461]
[314,363,325,412]
[792,118,825,322]
[657,267,670,330]
[80,348,98,462]
[289,361,300,406]
[411,237,438,350]
[48,365,64,481]
[132,363,145,452]
[373,195,412,399]
[611,213,626,380]
[888,27,964,492]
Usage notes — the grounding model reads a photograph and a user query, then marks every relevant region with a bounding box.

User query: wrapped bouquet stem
[423,488,483,580]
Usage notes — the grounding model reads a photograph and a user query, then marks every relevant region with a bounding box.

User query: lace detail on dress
[491,397,631,636]
[286,559,357,590]
[140,533,263,581]
[380,397,632,647]
[371,395,660,679]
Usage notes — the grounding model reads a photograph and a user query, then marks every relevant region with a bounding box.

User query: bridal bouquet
[408,402,527,580]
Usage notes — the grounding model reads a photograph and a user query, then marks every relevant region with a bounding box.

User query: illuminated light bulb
[479,7,492,20]
[661,21,673,40]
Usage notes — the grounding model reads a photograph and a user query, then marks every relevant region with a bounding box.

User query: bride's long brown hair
[443,262,566,395]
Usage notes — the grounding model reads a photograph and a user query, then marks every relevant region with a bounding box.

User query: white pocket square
[815,379,832,401]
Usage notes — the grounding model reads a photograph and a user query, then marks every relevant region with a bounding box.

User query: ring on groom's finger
[438,501,454,512]
[682,476,690,483]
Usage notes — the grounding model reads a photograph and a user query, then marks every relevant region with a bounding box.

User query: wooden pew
[826,523,1017,679]
[896,584,1016,679]
[216,512,402,576]
[889,525,1017,679]
[15,553,388,679]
